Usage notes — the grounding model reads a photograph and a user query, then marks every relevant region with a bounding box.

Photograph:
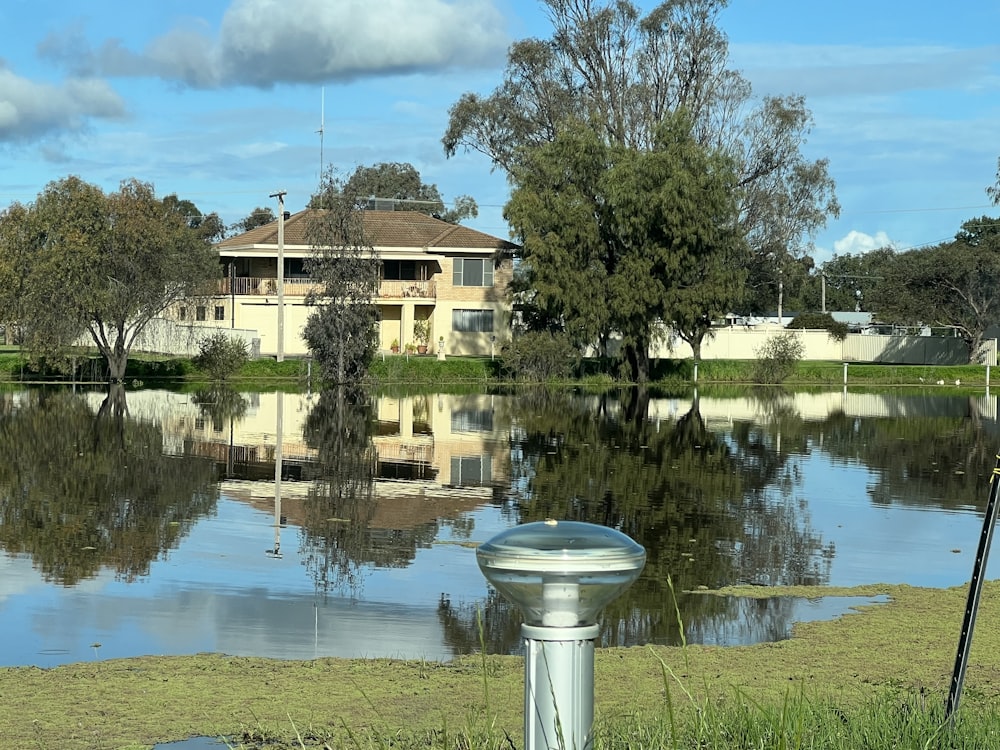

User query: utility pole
[270,191,286,362]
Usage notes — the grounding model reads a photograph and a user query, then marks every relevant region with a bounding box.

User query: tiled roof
[217,208,516,251]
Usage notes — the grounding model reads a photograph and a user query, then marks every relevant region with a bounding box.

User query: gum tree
[505,115,745,381]
[444,0,838,315]
[310,162,478,224]
[872,217,1000,364]
[0,176,220,380]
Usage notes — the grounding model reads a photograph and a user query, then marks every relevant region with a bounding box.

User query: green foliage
[445,0,838,321]
[872,216,1000,363]
[192,332,249,381]
[413,318,430,346]
[752,332,805,384]
[0,176,220,380]
[233,206,276,234]
[505,115,745,382]
[500,331,579,382]
[310,162,477,224]
[369,354,493,383]
[304,170,381,384]
[787,312,849,341]
[817,247,894,312]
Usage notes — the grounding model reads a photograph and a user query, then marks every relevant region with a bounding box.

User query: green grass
[4,582,1000,748]
[1,345,996,389]
[368,353,498,384]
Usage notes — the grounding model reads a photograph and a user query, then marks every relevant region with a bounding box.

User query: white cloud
[39,0,511,89]
[0,63,126,140]
[834,230,894,255]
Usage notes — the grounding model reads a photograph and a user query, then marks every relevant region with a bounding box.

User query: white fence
[132,318,259,358]
[651,327,996,366]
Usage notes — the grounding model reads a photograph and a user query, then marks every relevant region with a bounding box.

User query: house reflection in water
[131,390,508,551]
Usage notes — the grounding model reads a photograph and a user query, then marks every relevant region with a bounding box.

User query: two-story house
[207,208,515,357]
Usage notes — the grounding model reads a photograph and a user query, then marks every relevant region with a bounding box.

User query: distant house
[188,209,515,358]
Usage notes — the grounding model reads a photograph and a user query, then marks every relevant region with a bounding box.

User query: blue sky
[0,0,997,263]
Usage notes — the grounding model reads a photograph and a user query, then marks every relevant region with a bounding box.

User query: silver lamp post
[477,521,646,750]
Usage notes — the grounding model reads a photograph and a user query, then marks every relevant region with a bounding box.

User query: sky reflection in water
[0,387,996,667]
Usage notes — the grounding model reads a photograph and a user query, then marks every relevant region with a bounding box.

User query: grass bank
[3,581,1000,748]
[1,347,995,389]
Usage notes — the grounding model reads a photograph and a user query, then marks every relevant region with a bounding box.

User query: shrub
[751,331,804,384]
[788,311,849,342]
[501,331,579,382]
[193,332,249,381]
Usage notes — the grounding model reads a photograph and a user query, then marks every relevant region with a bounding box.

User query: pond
[0,385,996,667]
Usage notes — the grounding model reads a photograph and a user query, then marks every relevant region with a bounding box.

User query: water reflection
[0,388,218,585]
[0,386,996,666]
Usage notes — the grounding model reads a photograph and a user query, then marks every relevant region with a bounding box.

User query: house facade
[197,208,514,358]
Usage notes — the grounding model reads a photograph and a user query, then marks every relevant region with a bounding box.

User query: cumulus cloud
[39,0,510,89]
[833,230,895,255]
[0,63,126,141]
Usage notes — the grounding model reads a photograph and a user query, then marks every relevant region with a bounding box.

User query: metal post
[229,261,236,329]
[693,362,698,384]
[270,191,286,362]
[843,362,848,386]
[271,391,284,558]
[523,624,599,750]
[946,453,1000,721]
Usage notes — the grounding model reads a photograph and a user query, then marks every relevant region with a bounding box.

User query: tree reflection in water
[0,387,218,585]
[298,386,377,596]
[441,387,833,655]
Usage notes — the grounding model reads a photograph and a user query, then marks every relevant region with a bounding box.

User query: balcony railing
[376,280,436,299]
[219,277,436,299]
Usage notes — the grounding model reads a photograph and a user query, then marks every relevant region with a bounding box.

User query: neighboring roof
[217,208,517,252]
[829,311,874,326]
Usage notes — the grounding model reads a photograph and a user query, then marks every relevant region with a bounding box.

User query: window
[214,306,225,321]
[178,307,187,321]
[196,306,207,321]
[452,309,493,333]
[284,258,307,278]
[451,409,494,433]
[383,259,417,280]
[452,258,493,287]
[450,455,492,487]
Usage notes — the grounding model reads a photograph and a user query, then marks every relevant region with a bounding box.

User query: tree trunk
[624,341,650,384]
[690,335,703,363]
[967,332,984,364]
[106,352,128,382]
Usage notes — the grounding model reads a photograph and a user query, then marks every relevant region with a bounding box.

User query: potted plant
[404,342,417,355]
[413,319,430,354]
[390,338,400,354]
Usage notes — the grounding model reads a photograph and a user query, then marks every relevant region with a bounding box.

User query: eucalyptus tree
[0,176,220,380]
[233,206,276,234]
[162,193,226,243]
[871,217,1000,363]
[817,247,894,313]
[444,0,838,313]
[505,115,745,381]
[310,162,478,224]
[303,171,381,383]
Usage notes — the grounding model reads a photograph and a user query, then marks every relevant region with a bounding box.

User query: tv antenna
[317,87,325,185]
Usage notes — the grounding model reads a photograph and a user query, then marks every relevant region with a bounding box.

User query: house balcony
[376,280,437,299]
[220,277,437,300]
